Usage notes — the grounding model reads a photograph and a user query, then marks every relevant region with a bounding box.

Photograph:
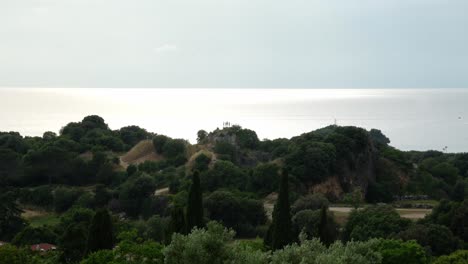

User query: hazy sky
[1,0,467,88]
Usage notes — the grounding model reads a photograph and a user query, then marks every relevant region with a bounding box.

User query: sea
[0,88,467,153]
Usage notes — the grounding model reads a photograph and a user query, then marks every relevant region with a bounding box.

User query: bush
[152,135,169,154]
[433,250,468,264]
[397,224,460,256]
[162,139,187,160]
[214,141,237,162]
[75,192,95,209]
[249,163,279,195]
[291,194,329,214]
[200,161,248,191]
[119,174,157,217]
[292,209,338,242]
[12,226,57,246]
[164,222,233,264]
[204,191,266,237]
[193,153,211,172]
[343,205,411,241]
[270,238,383,264]
[376,239,428,264]
[285,142,336,183]
[54,187,83,213]
[145,215,169,243]
[0,244,32,264]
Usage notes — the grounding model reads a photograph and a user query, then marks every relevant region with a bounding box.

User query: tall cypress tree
[270,170,293,250]
[318,205,332,246]
[87,209,113,253]
[186,170,204,232]
[170,206,186,234]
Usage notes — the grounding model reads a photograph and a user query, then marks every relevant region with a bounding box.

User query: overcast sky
[1,0,467,88]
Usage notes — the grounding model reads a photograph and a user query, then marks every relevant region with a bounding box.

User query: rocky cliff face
[309,136,378,200]
[206,129,237,146]
[337,136,377,193]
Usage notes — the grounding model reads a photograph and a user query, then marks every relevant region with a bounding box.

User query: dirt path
[329,207,431,220]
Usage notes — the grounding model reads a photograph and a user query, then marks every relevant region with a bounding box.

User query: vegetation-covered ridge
[0,115,467,264]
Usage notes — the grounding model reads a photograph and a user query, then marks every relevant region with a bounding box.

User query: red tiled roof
[30,243,57,252]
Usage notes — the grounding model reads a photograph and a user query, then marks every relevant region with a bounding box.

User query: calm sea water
[0,88,467,152]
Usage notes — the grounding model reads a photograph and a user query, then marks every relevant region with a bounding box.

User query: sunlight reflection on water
[0,88,467,152]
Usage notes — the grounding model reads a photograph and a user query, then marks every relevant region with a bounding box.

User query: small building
[30,243,57,252]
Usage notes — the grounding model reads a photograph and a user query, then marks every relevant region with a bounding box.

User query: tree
[205,190,266,236]
[186,171,204,232]
[118,125,149,147]
[119,174,156,217]
[96,163,115,185]
[318,206,333,246]
[214,141,237,162]
[291,193,329,214]
[369,129,390,146]
[193,153,211,172]
[80,250,114,264]
[0,244,31,264]
[145,215,168,243]
[126,164,137,176]
[451,181,466,202]
[87,209,114,253]
[249,163,280,195]
[94,184,111,208]
[344,205,410,241]
[285,142,336,183]
[428,199,468,243]
[197,130,208,144]
[53,187,82,213]
[164,221,235,264]
[43,131,57,141]
[81,230,164,264]
[0,192,26,241]
[58,207,95,234]
[235,128,260,149]
[450,200,468,242]
[81,115,108,131]
[270,238,381,264]
[376,239,427,264]
[152,135,169,154]
[162,139,187,159]
[12,226,57,246]
[60,223,88,263]
[292,209,339,243]
[269,171,293,250]
[342,187,364,209]
[200,160,247,191]
[433,250,468,264]
[0,147,23,186]
[397,224,460,256]
[430,162,459,185]
[169,206,186,235]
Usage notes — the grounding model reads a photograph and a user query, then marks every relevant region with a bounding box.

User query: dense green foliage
[205,190,266,236]
[1,116,467,263]
[433,250,468,264]
[0,192,26,241]
[344,205,411,241]
[86,209,113,253]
